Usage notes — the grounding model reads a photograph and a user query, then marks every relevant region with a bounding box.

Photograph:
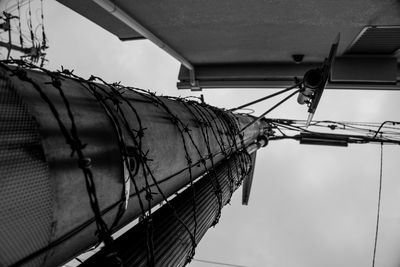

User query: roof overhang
[178,57,400,90]
[56,0,400,90]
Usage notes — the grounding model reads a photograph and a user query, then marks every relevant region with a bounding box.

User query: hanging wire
[192,258,249,267]
[17,0,24,48]
[373,121,400,139]
[265,118,400,145]
[288,120,400,139]
[6,15,12,60]
[372,143,384,267]
[39,0,47,49]
[27,0,35,47]
[4,0,30,13]
[239,89,300,133]
[229,82,301,112]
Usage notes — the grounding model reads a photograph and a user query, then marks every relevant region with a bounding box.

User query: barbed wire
[1,59,252,267]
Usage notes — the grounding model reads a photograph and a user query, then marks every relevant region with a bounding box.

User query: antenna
[0,0,48,64]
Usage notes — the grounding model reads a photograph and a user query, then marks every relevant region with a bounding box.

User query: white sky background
[2,0,400,266]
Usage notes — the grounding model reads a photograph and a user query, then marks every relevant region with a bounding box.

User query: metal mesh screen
[0,72,53,267]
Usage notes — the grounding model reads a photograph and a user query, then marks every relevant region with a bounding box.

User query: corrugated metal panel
[347,26,400,54]
[80,153,250,267]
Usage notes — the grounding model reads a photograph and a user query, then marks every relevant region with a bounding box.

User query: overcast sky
[3,1,400,266]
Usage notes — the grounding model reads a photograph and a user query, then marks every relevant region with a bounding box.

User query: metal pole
[0,63,267,267]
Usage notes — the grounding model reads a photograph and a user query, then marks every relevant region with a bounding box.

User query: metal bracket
[189,69,201,91]
[123,146,140,210]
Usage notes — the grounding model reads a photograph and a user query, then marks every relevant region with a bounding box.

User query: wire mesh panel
[0,70,53,267]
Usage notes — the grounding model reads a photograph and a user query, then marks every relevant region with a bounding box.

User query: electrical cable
[239,89,300,133]
[373,121,400,139]
[27,0,34,47]
[229,82,300,112]
[192,258,249,267]
[17,0,24,49]
[4,0,30,13]
[304,121,400,138]
[266,118,400,145]
[6,16,12,60]
[372,143,384,267]
[40,0,47,50]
